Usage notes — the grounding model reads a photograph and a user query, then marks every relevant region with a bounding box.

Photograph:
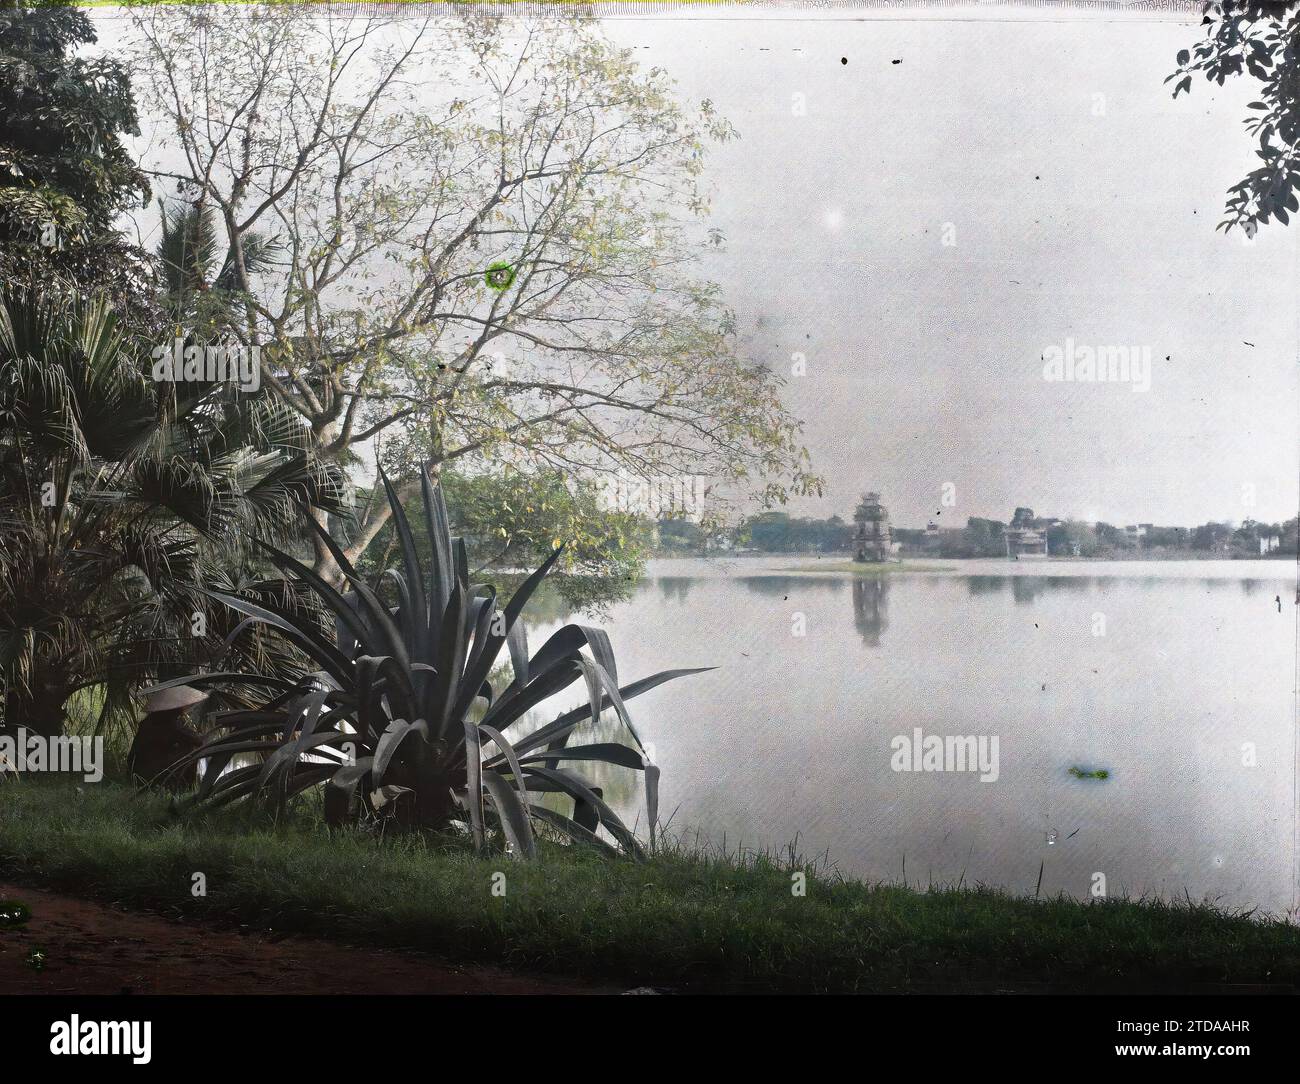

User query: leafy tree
[1094,522,1126,548]
[1191,521,1233,551]
[654,515,707,554]
[1281,516,1298,553]
[744,510,852,553]
[1044,519,1101,557]
[127,7,820,581]
[360,467,647,612]
[1169,3,1300,233]
[963,517,1006,558]
[1144,525,1190,550]
[0,289,344,738]
[0,1,153,312]
[1233,517,1263,549]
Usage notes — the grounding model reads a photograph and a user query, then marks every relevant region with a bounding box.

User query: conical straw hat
[143,685,208,712]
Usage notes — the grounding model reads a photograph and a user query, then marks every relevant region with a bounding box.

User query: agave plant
[151,469,707,858]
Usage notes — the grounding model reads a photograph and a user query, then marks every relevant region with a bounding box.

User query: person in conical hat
[128,684,207,789]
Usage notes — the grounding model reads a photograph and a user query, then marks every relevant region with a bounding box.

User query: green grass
[1,780,1297,992]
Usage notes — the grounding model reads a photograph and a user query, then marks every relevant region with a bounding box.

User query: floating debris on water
[1068,766,1110,781]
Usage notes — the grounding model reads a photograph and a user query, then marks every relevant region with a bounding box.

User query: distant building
[853,492,894,563]
[1005,507,1048,558]
[1124,523,1152,544]
[915,520,946,554]
[1005,526,1048,558]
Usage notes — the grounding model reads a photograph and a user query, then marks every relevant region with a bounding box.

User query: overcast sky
[598,3,1299,528]
[98,3,1299,529]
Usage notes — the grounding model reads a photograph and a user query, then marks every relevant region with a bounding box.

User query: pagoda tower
[852,492,893,563]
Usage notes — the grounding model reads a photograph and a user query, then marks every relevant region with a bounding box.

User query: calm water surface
[525,558,1298,915]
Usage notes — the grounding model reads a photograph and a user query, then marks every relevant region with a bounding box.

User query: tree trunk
[310,503,343,586]
[334,460,440,576]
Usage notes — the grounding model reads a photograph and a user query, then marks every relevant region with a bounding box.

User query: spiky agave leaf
[163,469,706,857]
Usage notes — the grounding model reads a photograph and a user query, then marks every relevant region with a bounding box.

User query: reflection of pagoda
[853,492,894,563]
[852,576,889,647]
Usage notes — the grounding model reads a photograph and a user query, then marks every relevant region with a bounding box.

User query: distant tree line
[647,510,1300,559]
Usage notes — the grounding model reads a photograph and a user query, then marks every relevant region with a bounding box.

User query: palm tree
[0,287,345,739]
[155,197,282,333]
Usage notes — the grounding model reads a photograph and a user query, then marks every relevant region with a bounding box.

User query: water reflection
[656,576,695,605]
[1010,577,1044,605]
[1199,577,1238,592]
[521,710,642,824]
[965,575,1102,604]
[523,558,1297,913]
[738,575,846,598]
[852,576,889,647]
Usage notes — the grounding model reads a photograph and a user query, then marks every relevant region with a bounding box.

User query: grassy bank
[1,780,1297,992]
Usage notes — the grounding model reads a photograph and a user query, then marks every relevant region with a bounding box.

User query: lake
[527,557,1298,916]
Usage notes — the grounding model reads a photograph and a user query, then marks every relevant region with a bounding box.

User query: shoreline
[2,782,1297,994]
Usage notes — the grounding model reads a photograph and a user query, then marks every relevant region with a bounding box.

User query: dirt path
[0,882,615,994]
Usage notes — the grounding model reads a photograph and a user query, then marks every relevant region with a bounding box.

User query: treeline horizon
[654,509,1300,559]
